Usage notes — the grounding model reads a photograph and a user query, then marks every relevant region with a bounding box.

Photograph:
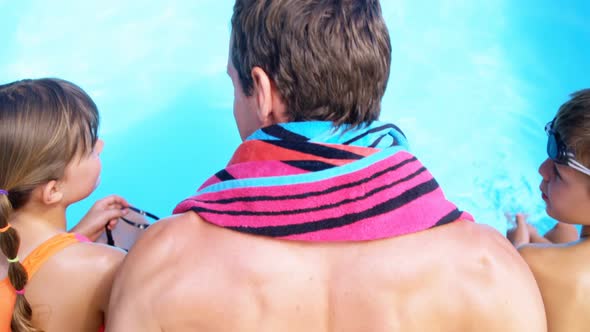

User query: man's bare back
[107,212,546,331]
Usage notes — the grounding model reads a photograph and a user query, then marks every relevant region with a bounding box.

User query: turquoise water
[1,1,589,235]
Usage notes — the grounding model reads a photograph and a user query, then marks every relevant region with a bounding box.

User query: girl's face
[60,139,103,205]
[539,158,590,225]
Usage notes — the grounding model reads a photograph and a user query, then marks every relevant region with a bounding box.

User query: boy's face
[539,158,590,225]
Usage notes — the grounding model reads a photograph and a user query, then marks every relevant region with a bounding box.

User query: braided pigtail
[0,193,41,332]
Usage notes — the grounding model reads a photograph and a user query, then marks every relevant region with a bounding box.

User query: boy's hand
[70,195,130,242]
[506,213,531,247]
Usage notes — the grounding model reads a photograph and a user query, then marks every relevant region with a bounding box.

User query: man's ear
[251,66,287,126]
[40,180,64,205]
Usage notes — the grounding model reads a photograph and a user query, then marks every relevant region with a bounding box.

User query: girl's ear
[39,180,64,205]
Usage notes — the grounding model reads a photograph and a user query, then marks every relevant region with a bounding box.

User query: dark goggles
[545,120,568,164]
[545,120,590,176]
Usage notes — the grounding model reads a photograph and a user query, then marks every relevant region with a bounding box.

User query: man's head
[229,0,391,139]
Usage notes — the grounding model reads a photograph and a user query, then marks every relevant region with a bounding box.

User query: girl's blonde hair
[0,78,99,331]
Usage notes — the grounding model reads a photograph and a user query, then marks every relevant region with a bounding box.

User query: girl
[0,78,126,331]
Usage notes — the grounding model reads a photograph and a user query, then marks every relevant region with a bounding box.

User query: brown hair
[554,89,590,167]
[0,78,99,332]
[231,0,392,128]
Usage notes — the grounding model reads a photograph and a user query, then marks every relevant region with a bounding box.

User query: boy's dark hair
[555,89,590,167]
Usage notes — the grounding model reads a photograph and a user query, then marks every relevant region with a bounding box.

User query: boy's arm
[543,222,579,244]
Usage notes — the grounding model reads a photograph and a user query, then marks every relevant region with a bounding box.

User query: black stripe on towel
[215,169,235,182]
[343,124,406,145]
[369,134,387,148]
[264,140,365,160]
[262,125,309,141]
[198,156,418,204]
[282,160,337,172]
[433,209,463,227]
[189,166,430,217]
[226,178,440,237]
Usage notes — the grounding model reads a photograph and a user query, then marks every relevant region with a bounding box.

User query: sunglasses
[105,206,159,250]
[545,120,590,176]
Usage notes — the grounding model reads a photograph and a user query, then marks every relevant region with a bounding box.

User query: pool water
[1,1,589,235]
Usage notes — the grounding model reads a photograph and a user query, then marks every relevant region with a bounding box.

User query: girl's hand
[70,195,130,242]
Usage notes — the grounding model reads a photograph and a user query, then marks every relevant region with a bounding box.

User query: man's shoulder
[350,221,524,287]
[107,212,206,312]
[397,221,534,286]
[144,210,203,238]
[414,221,546,330]
[127,211,205,261]
[456,222,538,275]
[405,220,513,254]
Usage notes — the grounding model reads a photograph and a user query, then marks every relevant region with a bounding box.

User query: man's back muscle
[108,214,546,332]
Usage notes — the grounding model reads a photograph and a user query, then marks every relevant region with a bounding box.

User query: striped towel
[173,121,473,241]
